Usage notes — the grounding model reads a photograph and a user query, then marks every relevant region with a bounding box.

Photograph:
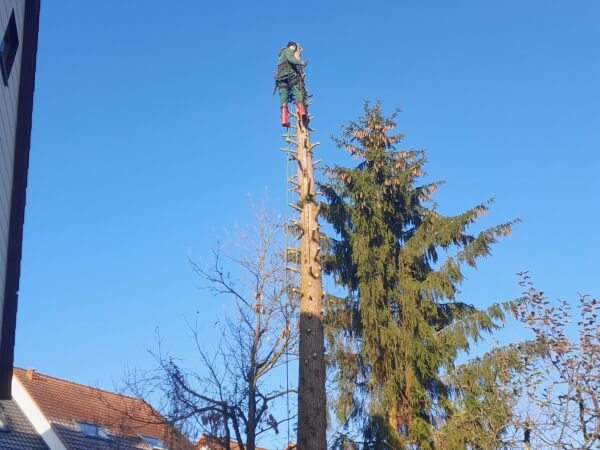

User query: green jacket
[276,47,305,80]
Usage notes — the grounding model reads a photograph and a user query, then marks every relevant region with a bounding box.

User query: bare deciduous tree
[125,210,298,450]
[512,273,599,449]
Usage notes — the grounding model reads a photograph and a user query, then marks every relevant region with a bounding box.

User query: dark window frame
[0,10,19,86]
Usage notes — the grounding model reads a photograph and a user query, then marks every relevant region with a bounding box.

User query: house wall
[0,0,25,333]
[0,0,39,398]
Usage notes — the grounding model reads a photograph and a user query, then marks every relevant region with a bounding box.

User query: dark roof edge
[0,0,42,399]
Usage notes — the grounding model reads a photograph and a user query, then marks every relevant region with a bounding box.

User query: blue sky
[14,0,600,446]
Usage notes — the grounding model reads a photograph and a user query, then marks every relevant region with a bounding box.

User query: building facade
[0,0,40,398]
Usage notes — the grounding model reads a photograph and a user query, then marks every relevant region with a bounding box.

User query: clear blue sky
[14,0,600,446]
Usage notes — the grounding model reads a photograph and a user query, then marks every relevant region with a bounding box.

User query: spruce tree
[321,103,519,449]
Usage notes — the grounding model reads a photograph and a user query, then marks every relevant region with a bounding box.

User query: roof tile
[0,399,50,450]
[14,367,194,450]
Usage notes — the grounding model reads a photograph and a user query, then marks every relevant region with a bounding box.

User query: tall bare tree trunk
[295,113,327,449]
[246,312,260,450]
[246,387,256,450]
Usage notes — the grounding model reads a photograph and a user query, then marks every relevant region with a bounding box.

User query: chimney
[26,368,35,381]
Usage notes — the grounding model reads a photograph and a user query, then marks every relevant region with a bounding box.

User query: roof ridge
[13,367,145,404]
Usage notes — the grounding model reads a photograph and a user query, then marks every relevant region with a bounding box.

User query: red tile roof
[13,368,194,450]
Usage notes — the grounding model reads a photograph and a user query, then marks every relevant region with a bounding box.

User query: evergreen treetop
[321,103,520,449]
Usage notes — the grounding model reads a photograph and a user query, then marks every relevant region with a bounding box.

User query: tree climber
[275,41,308,127]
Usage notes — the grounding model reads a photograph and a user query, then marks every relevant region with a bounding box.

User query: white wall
[12,376,69,450]
[0,0,25,326]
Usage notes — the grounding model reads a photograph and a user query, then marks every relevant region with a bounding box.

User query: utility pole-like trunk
[246,386,256,450]
[294,113,327,449]
[246,311,260,450]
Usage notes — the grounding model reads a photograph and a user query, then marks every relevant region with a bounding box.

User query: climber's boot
[281,105,290,127]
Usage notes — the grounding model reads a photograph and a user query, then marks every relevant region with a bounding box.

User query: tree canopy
[321,103,519,449]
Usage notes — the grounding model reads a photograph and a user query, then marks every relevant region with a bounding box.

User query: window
[76,421,110,439]
[141,434,167,449]
[0,409,8,432]
[0,10,19,86]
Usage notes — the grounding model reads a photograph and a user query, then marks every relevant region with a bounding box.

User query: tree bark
[295,114,327,449]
